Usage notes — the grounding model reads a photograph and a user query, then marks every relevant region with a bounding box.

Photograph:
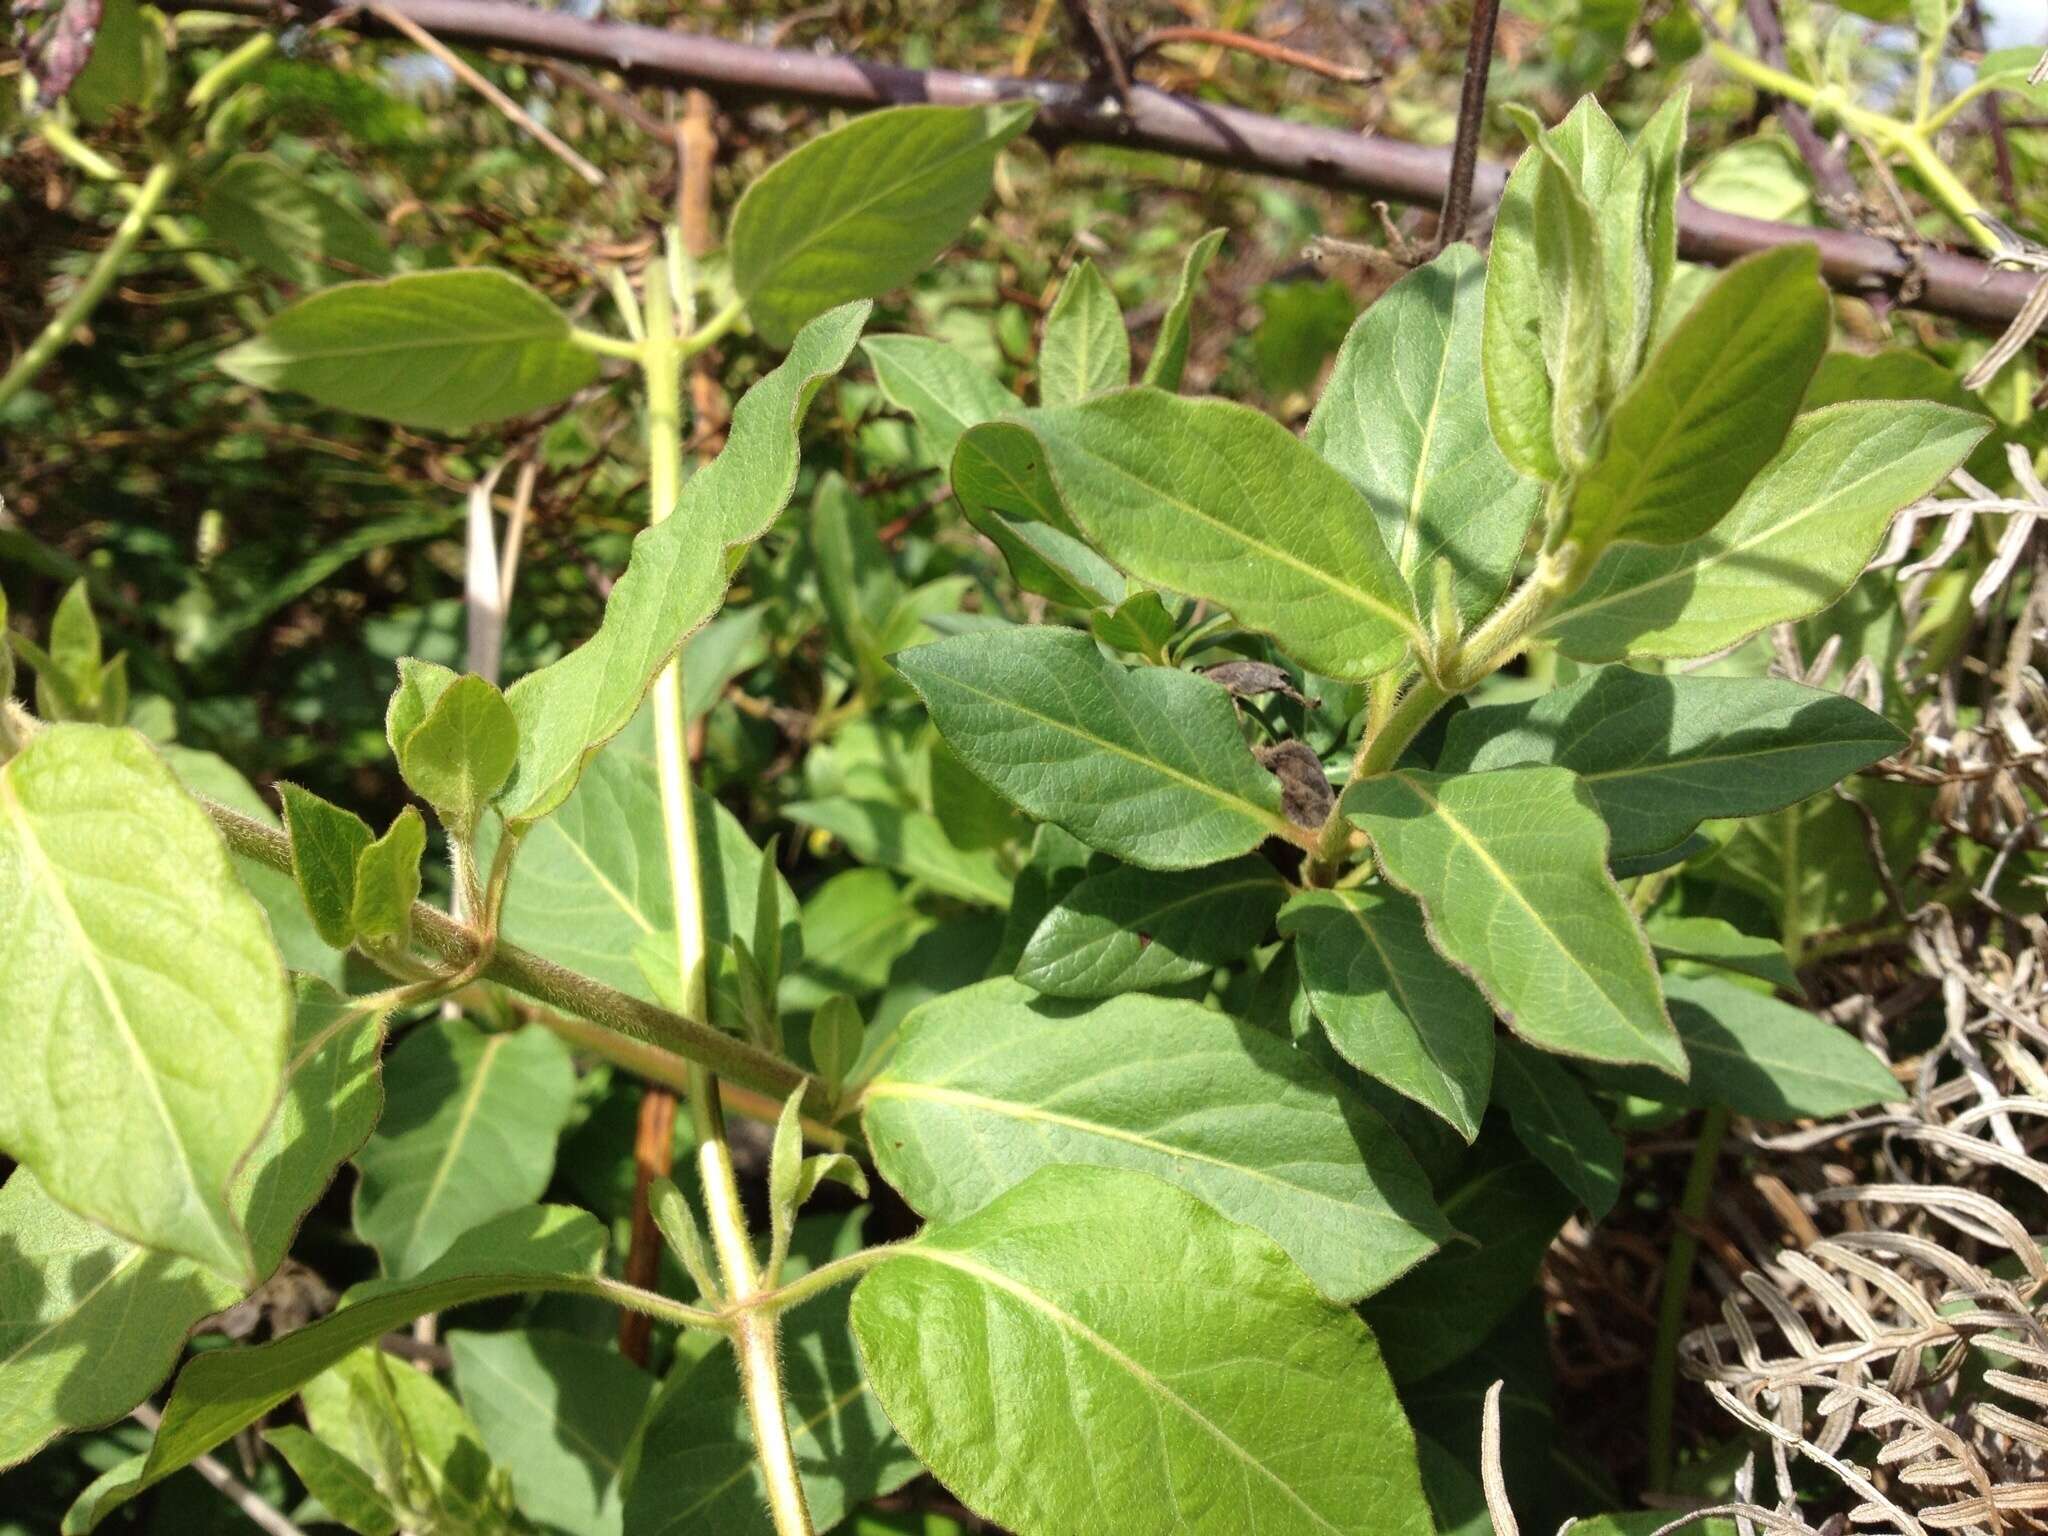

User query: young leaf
[394,673,518,835]
[1087,588,1176,661]
[1280,887,1495,1141]
[809,995,864,1091]
[1141,227,1225,391]
[1027,389,1424,679]
[1015,854,1286,998]
[732,102,1036,347]
[1566,245,1830,554]
[449,1328,654,1536]
[894,627,1295,869]
[1490,1039,1624,1220]
[1523,121,1609,472]
[278,780,374,949]
[850,1164,1438,1536]
[1593,974,1901,1118]
[351,806,426,949]
[0,725,289,1285]
[1038,257,1129,405]
[352,1020,577,1278]
[1541,402,1988,661]
[862,334,1019,467]
[1307,243,1540,623]
[47,577,103,705]
[949,420,1129,608]
[1438,667,1907,857]
[217,269,600,431]
[385,656,458,762]
[200,154,391,287]
[499,303,868,824]
[1342,766,1685,1075]
[862,978,1448,1301]
[262,1427,398,1536]
[810,472,900,690]
[784,797,1011,907]
[64,1206,609,1531]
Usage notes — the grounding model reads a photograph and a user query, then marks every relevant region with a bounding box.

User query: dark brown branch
[157,0,2041,326]
[1438,0,1502,249]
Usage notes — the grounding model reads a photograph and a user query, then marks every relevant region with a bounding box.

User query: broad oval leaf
[1565,244,1829,554]
[1038,257,1128,406]
[217,269,599,432]
[1028,388,1422,679]
[1342,766,1684,1075]
[64,1206,609,1531]
[894,627,1294,869]
[1438,667,1906,857]
[861,978,1448,1301]
[1307,242,1540,623]
[1280,887,1494,1141]
[0,724,289,1284]
[1541,402,1988,661]
[732,102,1035,347]
[353,1018,576,1279]
[200,154,391,287]
[499,303,867,823]
[1015,854,1285,997]
[850,1164,1438,1536]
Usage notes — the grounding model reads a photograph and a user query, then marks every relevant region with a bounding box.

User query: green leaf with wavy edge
[1307,243,1539,624]
[1490,1039,1623,1220]
[732,102,1035,347]
[1438,666,1906,858]
[1280,886,1494,1141]
[0,980,383,1470]
[894,627,1293,870]
[862,977,1447,1301]
[1142,228,1225,391]
[353,1019,576,1279]
[1015,854,1285,998]
[0,724,289,1285]
[851,1164,1437,1536]
[499,302,867,824]
[62,1205,608,1532]
[1342,765,1684,1075]
[1540,402,1988,661]
[1038,257,1128,406]
[217,269,599,432]
[1567,244,1830,554]
[1025,388,1422,680]
[278,781,373,950]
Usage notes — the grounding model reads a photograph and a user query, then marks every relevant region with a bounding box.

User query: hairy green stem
[1646,1104,1731,1491]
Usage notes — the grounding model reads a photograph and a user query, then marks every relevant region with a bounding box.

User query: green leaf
[450,1328,653,1536]
[894,627,1294,869]
[1567,245,1829,553]
[385,656,457,763]
[1141,228,1225,391]
[862,334,1019,467]
[394,673,518,835]
[949,420,1128,608]
[784,868,928,1011]
[784,798,1011,908]
[732,102,1036,347]
[862,978,1447,1301]
[217,269,600,432]
[1,979,382,1470]
[1280,887,1495,1140]
[499,303,867,824]
[47,578,102,703]
[809,472,900,690]
[1361,1150,1576,1381]
[1027,389,1422,679]
[1541,402,1988,661]
[1015,854,1285,997]
[1307,243,1540,623]
[63,1206,608,1531]
[851,1165,1438,1536]
[1038,258,1128,405]
[1972,45,2048,106]
[1086,588,1176,661]
[1342,766,1684,1075]
[352,1020,576,1278]
[264,1425,398,1536]
[278,781,374,950]
[0,724,289,1285]
[1645,913,1799,991]
[810,995,864,1090]
[1438,667,1907,857]
[1490,1040,1623,1220]
[351,806,426,949]
[625,1212,919,1536]
[1594,974,1900,1118]
[200,154,391,287]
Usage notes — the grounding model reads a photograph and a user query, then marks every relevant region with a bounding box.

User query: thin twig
[1127,25,1376,84]
[1060,0,1128,101]
[1437,0,1502,249]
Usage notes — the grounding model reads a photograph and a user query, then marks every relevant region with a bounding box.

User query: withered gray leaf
[1257,741,1334,830]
